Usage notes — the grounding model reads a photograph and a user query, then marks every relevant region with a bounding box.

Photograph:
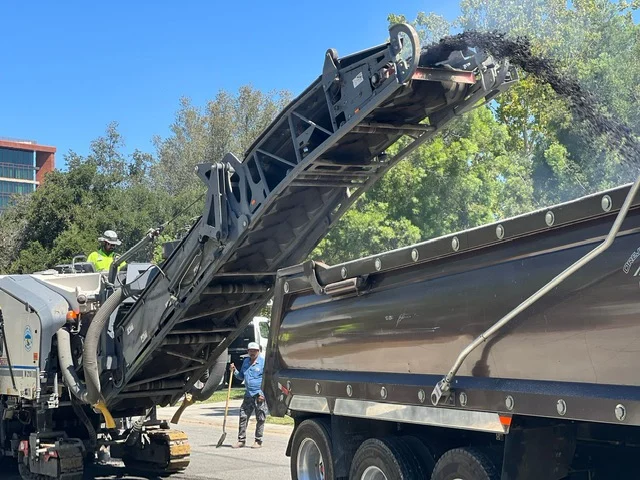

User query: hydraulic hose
[56,328,88,403]
[82,288,124,428]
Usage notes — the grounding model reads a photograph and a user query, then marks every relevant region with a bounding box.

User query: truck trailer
[264,179,640,479]
[0,23,520,479]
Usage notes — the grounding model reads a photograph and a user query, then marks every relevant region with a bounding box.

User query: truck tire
[349,437,424,480]
[431,447,499,480]
[291,418,334,480]
[399,435,436,476]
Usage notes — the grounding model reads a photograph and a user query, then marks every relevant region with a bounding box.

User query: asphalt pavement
[5,400,293,479]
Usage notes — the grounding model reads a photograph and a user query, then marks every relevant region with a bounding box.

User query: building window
[0,148,36,182]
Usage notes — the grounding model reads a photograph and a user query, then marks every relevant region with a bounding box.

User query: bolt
[496,224,505,240]
[411,249,419,262]
[315,383,322,394]
[346,385,353,397]
[557,399,567,416]
[505,395,514,411]
[380,387,387,399]
[242,220,248,228]
[341,267,348,279]
[545,211,555,226]
[418,389,426,403]
[615,404,627,421]
[451,236,460,252]
[284,282,290,294]
[459,392,468,407]
[602,195,612,212]
[375,258,382,271]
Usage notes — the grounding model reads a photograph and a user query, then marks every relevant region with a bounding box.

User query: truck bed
[265,182,640,429]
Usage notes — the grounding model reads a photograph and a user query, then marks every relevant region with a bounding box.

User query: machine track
[122,428,191,476]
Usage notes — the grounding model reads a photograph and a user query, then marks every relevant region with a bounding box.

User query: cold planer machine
[0,23,517,479]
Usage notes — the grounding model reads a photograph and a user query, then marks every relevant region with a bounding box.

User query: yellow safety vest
[87,250,125,272]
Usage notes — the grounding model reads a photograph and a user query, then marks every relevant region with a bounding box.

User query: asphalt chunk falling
[422,31,640,170]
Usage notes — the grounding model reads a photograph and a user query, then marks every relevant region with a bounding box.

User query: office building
[0,138,55,210]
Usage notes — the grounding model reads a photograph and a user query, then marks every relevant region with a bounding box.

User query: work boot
[232,441,245,449]
[251,440,263,449]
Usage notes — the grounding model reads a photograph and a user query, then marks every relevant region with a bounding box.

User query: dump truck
[0,23,518,479]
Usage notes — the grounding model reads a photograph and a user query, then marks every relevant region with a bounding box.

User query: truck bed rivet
[411,249,419,262]
[496,224,505,239]
[380,387,387,399]
[341,267,348,279]
[602,195,612,212]
[375,258,382,271]
[615,404,626,421]
[451,236,460,252]
[557,399,567,416]
[418,389,426,403]
[460,392,468,407]
[346,385,353,397]
[505,395,514,411]
[315,383,322,394]
[284,282,290,293]
[545,211,555,226]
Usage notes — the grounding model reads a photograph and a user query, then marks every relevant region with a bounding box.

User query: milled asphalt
[5,399,293,479]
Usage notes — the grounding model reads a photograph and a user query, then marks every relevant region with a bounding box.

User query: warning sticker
[352,72,364,88]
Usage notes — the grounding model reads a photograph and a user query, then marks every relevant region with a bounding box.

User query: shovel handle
[222,367,234,430]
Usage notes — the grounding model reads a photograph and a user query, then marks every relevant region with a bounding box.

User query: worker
[231,342,268,449]
[87,230,123,272]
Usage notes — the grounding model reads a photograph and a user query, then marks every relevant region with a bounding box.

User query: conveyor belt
[103,23,518,409]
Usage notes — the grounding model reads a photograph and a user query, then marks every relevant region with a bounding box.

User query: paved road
[6,402,292,479]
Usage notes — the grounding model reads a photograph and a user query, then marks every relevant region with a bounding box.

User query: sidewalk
[157,399,294,436]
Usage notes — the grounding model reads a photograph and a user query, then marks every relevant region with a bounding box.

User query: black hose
[190,349,227,401]
[83,289,125,405]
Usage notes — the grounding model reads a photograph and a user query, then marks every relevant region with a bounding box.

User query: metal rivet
[496,224,505,240]
[284,282,290,294]
[418,389,426,403]
[286,381,291,391]
[615,404,626,421]
[451,236,460,252]
[346,385,353,397]
[380,387,387,399]
[545,211,555,226]
[557,399,567,416]
[505,395,514,411]
[315,383,321,394]
[459,392,468,407]
[341,267,348,279]
[602,195,612,212]
[411,248,419,262]
[375,258,382,271]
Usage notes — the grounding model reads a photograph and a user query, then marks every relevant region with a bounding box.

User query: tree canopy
[1,1,639,272]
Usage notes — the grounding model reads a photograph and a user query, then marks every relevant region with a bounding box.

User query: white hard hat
[247,342,260,351]
[99,230,122,246]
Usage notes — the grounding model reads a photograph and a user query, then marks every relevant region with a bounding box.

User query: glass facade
[0,147,37,210]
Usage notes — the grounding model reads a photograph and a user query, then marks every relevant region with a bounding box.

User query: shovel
[216,367,234,448]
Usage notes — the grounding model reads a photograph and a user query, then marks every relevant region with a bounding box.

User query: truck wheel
[431,447,499,480]
[399,435,436,475]
[291,418,334,480]
[349,437,424,480]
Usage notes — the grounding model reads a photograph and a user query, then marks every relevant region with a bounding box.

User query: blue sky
[0,1,460,167]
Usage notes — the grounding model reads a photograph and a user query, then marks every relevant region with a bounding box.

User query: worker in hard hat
[231,342,267,449]
[87,230,125,272]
